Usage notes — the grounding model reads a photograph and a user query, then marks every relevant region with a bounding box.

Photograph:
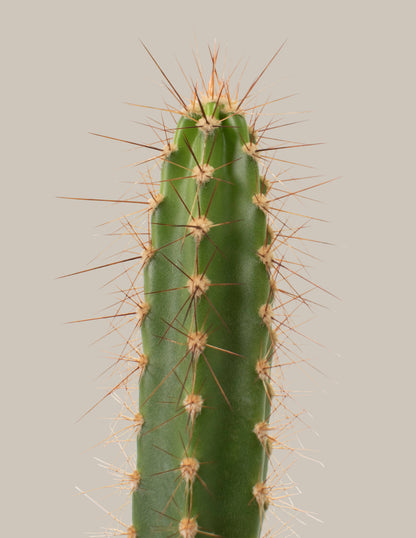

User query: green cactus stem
[131,68,278,536]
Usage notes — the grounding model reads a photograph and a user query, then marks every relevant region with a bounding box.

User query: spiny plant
[64,43,332,538]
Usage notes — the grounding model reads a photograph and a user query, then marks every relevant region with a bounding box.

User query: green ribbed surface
[133,102,271,538]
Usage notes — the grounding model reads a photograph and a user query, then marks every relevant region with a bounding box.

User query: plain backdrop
[2,1,415,537]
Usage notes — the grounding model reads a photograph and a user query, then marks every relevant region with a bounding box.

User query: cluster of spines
[66,44,329,538]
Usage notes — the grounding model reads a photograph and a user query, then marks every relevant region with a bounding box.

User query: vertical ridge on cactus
[65,44,331,538]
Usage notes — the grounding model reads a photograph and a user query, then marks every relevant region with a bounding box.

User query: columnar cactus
[68,45,328,538]
[134,81,274,538]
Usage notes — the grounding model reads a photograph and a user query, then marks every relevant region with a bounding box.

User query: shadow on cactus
[63,43,334,538]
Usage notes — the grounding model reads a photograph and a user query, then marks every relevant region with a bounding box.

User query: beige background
[2,0,415,536]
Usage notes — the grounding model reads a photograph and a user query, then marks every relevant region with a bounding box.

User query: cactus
[66,44,329,538]
[134,66,274,538]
